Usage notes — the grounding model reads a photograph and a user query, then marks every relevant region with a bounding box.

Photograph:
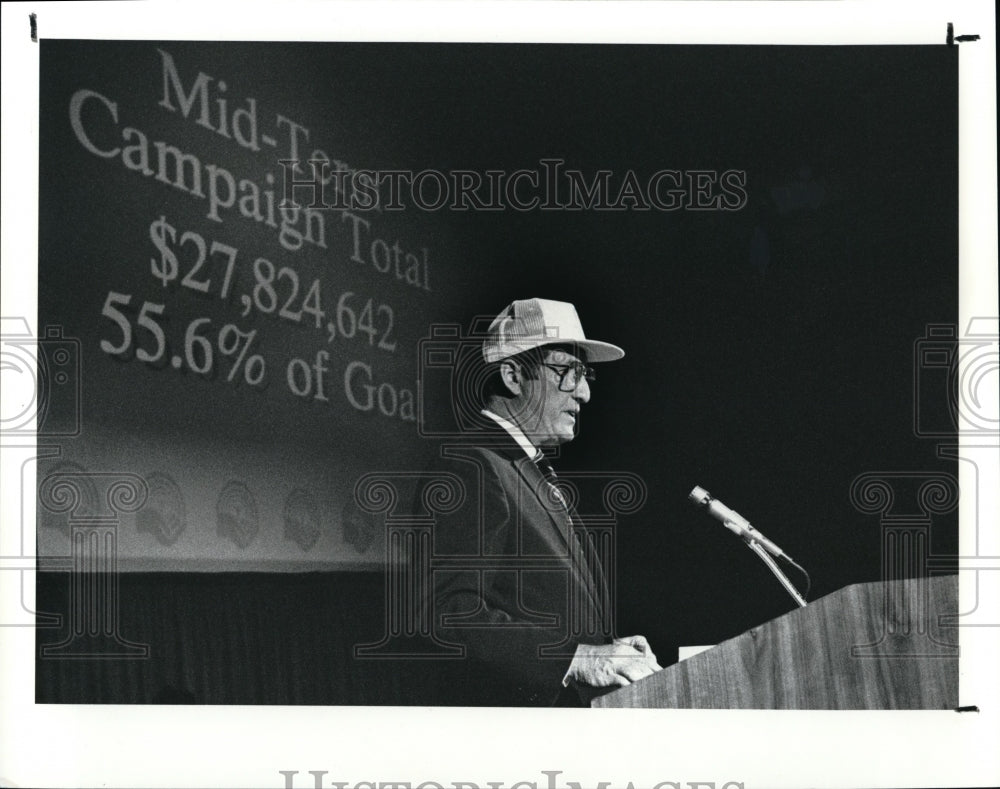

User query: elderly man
[426,297,661,706]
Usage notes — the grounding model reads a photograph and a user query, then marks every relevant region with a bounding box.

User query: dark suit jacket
[422,428,611,706]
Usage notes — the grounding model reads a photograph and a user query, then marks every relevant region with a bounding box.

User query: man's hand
[613,634,661,671]
[565,636,663,688]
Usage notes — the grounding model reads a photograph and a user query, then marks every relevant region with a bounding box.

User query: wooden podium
[594,575,959,709]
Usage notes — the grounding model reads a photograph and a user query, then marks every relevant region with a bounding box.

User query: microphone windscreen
[688,486,710,505]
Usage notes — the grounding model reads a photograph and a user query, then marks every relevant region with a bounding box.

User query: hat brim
[571,339,625,363]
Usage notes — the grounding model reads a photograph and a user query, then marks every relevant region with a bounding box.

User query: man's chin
[553,430,576,445]
[534,431,574,447]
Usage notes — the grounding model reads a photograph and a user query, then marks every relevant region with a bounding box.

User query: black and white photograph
[1,2,997,788]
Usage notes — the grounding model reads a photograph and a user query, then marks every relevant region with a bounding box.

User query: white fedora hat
[482,298,625,363]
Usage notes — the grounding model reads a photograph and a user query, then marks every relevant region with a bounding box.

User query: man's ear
[498,359,522,396]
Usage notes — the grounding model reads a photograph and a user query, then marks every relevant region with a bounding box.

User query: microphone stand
[743,536,808,608]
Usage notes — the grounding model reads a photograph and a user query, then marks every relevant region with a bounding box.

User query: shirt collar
[480,409,539,461]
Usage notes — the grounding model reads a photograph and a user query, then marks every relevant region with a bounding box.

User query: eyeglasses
[541,362,596,392]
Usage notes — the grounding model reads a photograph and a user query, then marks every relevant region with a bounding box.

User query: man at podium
[423,298,662,706]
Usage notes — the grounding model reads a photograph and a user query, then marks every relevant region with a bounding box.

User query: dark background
[37,41,957,703]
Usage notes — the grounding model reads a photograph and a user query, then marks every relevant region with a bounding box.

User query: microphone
[688,485,792,561]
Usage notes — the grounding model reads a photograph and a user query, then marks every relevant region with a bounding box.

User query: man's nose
[574,375,591,404]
